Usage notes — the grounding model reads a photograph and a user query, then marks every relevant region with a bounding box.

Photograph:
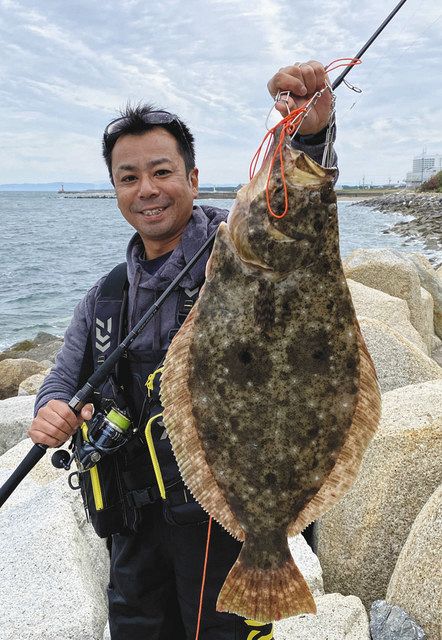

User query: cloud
[0,0,440,183]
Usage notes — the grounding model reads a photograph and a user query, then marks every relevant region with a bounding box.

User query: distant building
[406,151,442,188]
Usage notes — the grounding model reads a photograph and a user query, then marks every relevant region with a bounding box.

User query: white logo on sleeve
[95,317,112,353]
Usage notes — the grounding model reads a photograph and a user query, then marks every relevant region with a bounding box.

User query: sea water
[0,191,431,349]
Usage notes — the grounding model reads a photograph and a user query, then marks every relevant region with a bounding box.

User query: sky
[0,0,440,186]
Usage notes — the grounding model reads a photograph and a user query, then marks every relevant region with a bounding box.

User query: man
[29,61,336,639]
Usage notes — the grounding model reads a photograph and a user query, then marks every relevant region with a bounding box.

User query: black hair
[102,103,196,183]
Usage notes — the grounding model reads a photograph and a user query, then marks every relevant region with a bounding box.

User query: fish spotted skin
[161,144,381,622]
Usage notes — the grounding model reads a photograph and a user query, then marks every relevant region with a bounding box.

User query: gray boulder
[274,593,370,640]
[0,439,109,640]
[18,372,47,396]
[0,358,46,399]
[0,395,36,455]
[386,485,441,640]
[347,280,427,352]
[344,249,431,350]
[433,342,442,368]
[289,534,324,596]
[0,332,63,363]
[419,287,437,352]
[0,436,61,486]
[316,379,442,609]
[358,317,442,393]
[407,253,442,339]
[370,601,426,640]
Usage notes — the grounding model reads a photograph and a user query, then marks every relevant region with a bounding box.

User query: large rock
[0,395,36,455]
[370,601,426,640]
[289,535,324,596]
[0,439,109,640]
[386,485,441,639]
[419,287,438,353]
[274,593,370,639]
[344,249,430,350]
[408,253,442,340]
[358,317,442,392]
[316,379,442,609]
[0,358,46,399]
[0,436,62,486]
[433,343,442,368]
[0,331,63,363]
[18,372,47,396]
[347,280,427,352]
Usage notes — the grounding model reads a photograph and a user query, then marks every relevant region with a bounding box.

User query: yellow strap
[145,413,166,499]
[245,629,273,640]
[145,366,164,397]
[245,620,273,640]
[81,422,104,511]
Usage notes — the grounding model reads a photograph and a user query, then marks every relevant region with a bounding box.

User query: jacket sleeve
[33,283,100,416]
[291,123,339,183]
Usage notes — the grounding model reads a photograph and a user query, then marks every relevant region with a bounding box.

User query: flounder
[160,141,381,622]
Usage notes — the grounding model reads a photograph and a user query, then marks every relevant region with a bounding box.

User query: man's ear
[189,167,199,197]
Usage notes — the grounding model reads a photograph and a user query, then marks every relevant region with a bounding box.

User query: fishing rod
[0,230,217,508]
[332,0,409,90]
[0,0,410,509]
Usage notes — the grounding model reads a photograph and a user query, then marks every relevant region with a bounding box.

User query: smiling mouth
[139,207,167,218]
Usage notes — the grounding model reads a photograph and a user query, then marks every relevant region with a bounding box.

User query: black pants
[107,501,273,639]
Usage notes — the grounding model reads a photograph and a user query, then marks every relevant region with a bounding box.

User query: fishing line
[195,516,213,640]
[392,11,441,63]
[344,5,442,113]
[251,59,360,219]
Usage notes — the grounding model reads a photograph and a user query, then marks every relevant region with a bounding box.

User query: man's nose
[138,174,160,198]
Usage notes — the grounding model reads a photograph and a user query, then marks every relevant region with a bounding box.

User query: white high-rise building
[406,152,442,188]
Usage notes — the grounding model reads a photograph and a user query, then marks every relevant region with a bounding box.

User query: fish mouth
[226,145,336,271]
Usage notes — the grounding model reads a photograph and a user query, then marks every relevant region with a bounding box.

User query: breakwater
[61,190,239,199]
[60,189,403,200]
[357,191,442,257]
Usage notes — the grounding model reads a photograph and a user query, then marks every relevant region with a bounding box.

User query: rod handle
[0,444,47,508]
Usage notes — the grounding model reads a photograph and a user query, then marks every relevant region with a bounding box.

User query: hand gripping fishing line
[250,58,361,219]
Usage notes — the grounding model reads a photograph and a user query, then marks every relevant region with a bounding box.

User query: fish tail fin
[216,542,316,622]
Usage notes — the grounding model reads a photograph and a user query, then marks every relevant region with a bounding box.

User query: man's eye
[155,169,171,176]
[121,175,136,182]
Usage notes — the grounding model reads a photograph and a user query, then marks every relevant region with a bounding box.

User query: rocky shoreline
[0,249,441,639]
[356,191,442,259]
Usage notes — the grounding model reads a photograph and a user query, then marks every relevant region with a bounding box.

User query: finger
[47,400,80,430]
[34,414,76,441]
[45,408,78,436]
[268,68,307,98]
[274,95,296,116]
[306,60,328,85]
[27,423,70,448]
[80,403,94,422]
[298,63,317,96]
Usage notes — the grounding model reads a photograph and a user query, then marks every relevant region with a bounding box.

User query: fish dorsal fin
[287,324,381,536]
[161,303,245,541]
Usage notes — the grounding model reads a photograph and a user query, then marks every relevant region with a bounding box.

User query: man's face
[111,128,199,255]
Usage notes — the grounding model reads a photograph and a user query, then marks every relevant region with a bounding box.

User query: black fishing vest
[76,262,207,537]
